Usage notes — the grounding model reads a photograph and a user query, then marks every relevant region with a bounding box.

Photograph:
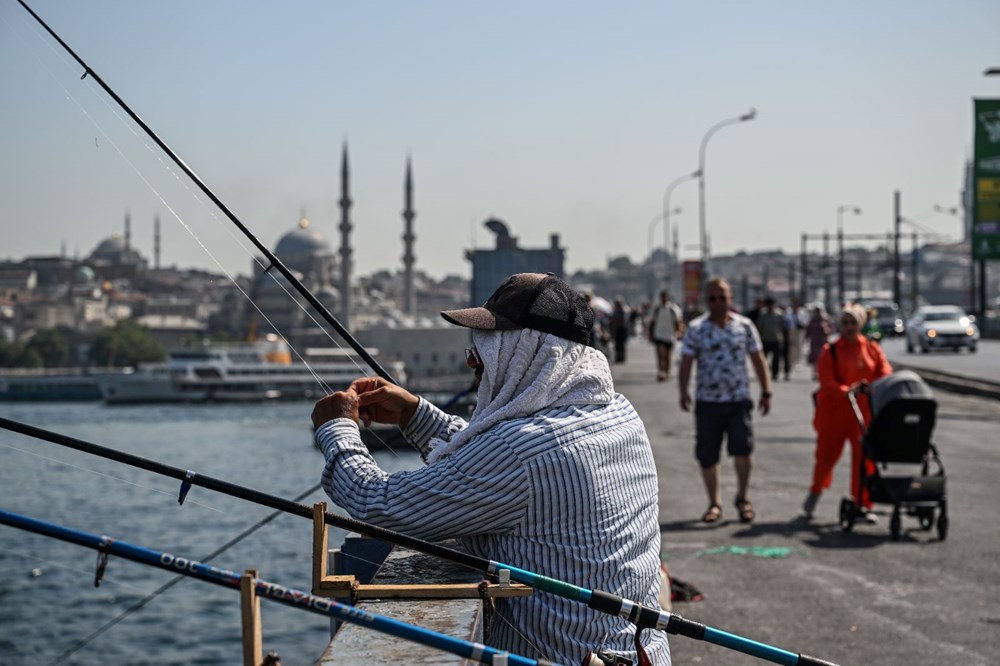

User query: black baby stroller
[839,370,947,541]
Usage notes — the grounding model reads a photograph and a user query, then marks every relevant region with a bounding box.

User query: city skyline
[1,1,998,279]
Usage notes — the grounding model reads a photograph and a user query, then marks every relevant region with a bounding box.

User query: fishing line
[0,441,224,514]
[55,482,325,663]
[6,7,405,455]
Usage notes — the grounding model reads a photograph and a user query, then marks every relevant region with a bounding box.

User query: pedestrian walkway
[609,337,1000,666]
[613,337,859,664]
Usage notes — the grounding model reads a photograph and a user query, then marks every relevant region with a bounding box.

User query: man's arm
[317,419,528,542]
[678,355,694,411]
[749,351,772,415]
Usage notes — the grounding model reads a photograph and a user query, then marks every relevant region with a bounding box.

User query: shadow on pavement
[725,516,943,548]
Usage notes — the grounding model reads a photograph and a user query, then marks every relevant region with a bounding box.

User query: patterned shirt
[681,312,762,402]
[317,395,670,666]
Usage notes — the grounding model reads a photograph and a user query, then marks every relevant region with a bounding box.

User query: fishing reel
[581,649,633,666]
[581,634,633,666]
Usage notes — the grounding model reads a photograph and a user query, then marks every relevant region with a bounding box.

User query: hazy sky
[1,1,998,280]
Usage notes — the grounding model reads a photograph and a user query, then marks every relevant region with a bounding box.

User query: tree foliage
[0,328,71,368]
[89,319,166,368]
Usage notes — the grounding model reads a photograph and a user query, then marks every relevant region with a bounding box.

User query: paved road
[881,337,1000,384]
[612,339,999,666]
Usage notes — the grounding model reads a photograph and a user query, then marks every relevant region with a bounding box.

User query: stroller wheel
[918,507,934,530]
[890,510,902,541]
[937,502,949,541]
[839,498,856,532]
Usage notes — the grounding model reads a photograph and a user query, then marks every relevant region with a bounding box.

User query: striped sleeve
[317,419,529,542]
[401,397,469,460]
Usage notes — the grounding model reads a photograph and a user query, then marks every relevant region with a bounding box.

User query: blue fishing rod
[0,416,838,666]
[0,508,559,666]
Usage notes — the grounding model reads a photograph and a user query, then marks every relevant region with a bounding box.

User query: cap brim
[440,307,521,331]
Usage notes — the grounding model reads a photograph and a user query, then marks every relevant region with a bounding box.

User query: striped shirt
[317,394,670,666]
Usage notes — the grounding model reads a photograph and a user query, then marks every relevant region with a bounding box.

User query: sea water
[0,402,420,665]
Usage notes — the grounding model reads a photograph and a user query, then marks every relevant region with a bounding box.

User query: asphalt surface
[880,337,1000,384]
[612,339,1000,666]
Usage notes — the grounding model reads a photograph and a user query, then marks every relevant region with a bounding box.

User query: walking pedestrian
[679,277,772,524]
[802,304,892,521]
[756,297,785,380]
[648,289,684,381]
[783,298,806,378]
[610,297,629,363]
[805,307,832,380]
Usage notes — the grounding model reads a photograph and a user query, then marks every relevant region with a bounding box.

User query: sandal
[701,504,722,523]
[735,497,755,523]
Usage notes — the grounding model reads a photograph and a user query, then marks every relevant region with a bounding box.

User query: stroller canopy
[870,370,935,418]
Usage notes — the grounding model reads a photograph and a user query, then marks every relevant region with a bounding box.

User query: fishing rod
[0,509,557,666]
[13,0,396,385]
[0,416,838,666]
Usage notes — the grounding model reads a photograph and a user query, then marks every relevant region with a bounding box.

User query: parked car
[905,306,979,353]
[861,300,905,337]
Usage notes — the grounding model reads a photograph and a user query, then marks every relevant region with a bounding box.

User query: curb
[892,363,1000,401]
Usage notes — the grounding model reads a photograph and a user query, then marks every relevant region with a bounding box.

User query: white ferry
[95,335,405,405]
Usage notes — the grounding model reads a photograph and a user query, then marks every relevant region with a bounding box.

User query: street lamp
[647,208,682,298]
[698,108,757,302]
[837,205,862,306]
[663,170,700,289]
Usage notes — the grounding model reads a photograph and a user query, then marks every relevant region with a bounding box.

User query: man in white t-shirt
[647,289,684,381]
[679,277,772,524]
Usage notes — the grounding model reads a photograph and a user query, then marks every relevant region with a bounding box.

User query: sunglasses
[707,295,727,303]
[464,347,482,366]
[840,319,859,326]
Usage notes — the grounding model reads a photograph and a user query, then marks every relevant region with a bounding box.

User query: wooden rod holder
[310,502,532,600]
[240,568,263,666]
[312,501,356,597]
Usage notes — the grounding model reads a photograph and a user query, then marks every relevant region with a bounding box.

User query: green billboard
[973,99,1000,260]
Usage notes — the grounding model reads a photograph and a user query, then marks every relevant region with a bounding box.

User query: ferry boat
[95,335,406,405]
[0,368,109,402]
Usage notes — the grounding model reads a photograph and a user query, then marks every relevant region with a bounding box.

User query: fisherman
[312,273,670,666]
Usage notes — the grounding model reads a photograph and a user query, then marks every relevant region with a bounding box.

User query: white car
[905,306,979,354]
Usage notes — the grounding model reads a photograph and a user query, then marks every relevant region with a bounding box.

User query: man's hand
[758,394,771,416]
[312,389,359,429]
[680,390,692,412]
[350,377,420,428]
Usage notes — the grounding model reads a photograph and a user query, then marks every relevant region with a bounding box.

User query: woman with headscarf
[802,304,892,520]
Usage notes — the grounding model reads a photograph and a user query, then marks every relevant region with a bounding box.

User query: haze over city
[1,0,998,278]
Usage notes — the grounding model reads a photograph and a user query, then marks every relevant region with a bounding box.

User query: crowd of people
[580,286,893,525]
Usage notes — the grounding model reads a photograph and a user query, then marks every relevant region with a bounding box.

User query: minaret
[124,210,132,262]
[338,142,353,328]
[154,213,161,270]
[401,156,416,316]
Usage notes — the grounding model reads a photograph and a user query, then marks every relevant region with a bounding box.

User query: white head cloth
[425,328,615,463]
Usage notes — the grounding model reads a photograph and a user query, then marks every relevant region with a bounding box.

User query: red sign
[682,261,701,307]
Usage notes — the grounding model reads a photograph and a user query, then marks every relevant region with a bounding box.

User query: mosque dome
[274,217,332,269]
[89,234,126,263]
[75,265,96,283]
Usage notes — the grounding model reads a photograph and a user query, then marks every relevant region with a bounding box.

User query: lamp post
[647,208,682,298]
[837,205,862,306]
[698,108,757,303]
[663,170,700,289]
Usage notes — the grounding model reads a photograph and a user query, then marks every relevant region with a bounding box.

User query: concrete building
[465,218,565,306]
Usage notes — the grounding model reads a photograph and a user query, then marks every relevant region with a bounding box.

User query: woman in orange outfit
[802,304,892,520]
